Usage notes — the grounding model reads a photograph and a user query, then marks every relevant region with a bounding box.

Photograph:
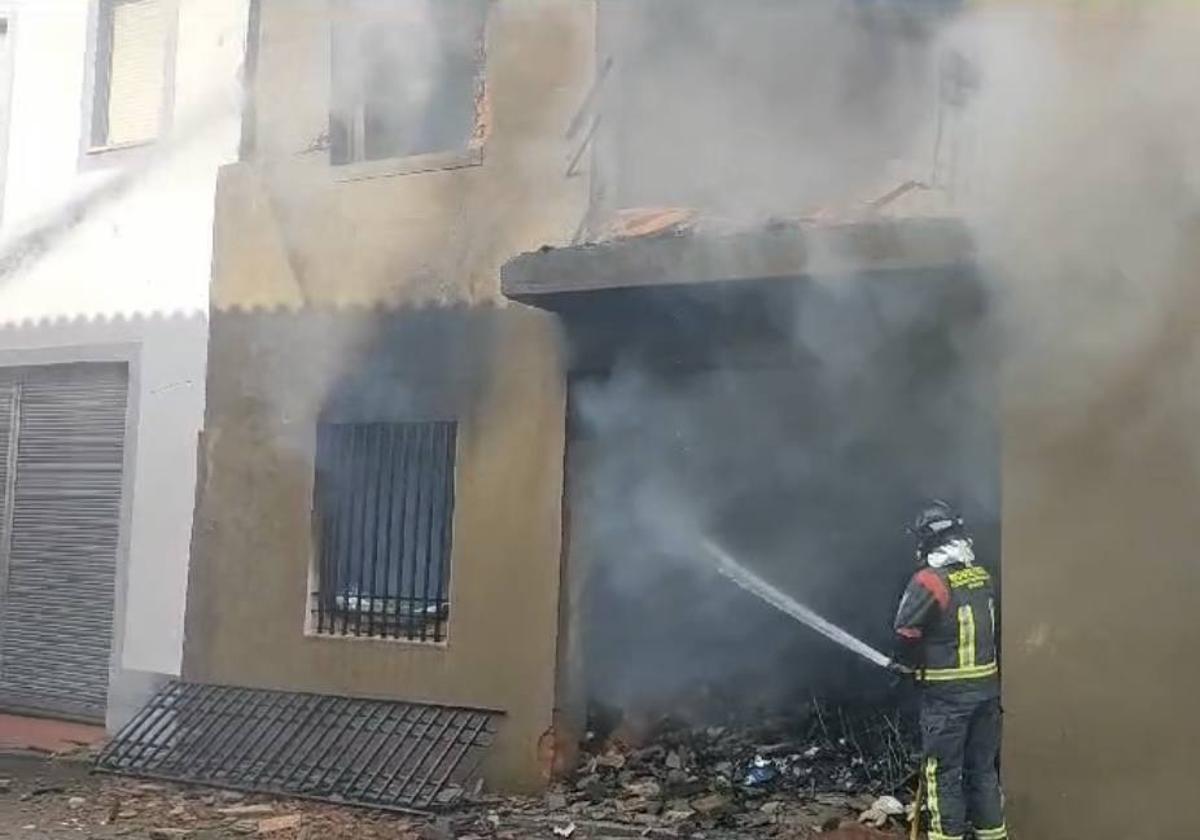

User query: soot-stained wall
[592,0,960,224]
[188,0,596,792]
[185,306,567,791]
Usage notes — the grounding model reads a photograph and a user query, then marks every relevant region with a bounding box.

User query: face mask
[925,538,975,569]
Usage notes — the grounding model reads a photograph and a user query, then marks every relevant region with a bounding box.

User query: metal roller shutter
[0,363,128,721]
[0,373,15,604]
[103,0,166,147]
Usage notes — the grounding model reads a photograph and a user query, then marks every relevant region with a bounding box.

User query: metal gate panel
[0,363,128,721]
[96,682,502,813]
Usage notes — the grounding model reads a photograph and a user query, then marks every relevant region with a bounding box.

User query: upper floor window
[91,0,168,149]
[0,18,13,223]
[329,0,487,166]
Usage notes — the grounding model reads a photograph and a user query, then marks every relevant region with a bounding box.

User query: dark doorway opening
[556,267,999,722]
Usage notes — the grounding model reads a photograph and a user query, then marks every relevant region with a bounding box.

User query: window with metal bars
[312,422,456,642]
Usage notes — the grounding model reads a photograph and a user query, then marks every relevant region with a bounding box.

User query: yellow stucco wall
[187,0,595,791]
[1001,233,1200,835]
[213,0,593,308]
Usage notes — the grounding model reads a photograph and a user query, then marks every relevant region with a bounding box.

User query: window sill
[304,630,450,649]
[330,146,483,183]
[80,138,158,173]
[86,139,156,156]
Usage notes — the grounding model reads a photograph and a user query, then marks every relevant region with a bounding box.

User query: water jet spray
[702,538,900,671]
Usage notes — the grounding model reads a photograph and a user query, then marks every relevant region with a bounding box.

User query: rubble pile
[582,699,917,800]
[0,724,917,840]
[495,699,919,837]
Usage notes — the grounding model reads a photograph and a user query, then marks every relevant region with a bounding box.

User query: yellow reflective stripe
[976,826,1008,840]
[957,606,969,668]
[920,661,999,682]
[966,606,976,666]
[925,757,943,836]
[928,834,964,840]
[957,605,976,668]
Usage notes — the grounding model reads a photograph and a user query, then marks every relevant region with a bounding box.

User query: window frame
[80,0,179,167]
[0,12,17,227]
[326,0,489,182]
[306,420,459,646]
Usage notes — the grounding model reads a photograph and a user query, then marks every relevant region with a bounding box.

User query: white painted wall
[0,0,248,721]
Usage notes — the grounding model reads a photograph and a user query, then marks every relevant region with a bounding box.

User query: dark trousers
[921,691,1006,840]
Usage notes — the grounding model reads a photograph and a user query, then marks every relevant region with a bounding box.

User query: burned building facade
[185,0,993,793]
[175,1,1200,837]
[184,0,987,792]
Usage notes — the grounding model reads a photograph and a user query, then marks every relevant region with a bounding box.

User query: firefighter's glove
[886,660,915,677]
[885,660,915,690]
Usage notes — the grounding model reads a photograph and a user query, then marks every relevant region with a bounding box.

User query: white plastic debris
[552,822,577,838]
[872,795,905,816]
[859,796,906,828]
[858,809,888,828]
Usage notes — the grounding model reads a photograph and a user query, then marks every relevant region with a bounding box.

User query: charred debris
[545,699,918,830]
[436,698,921,839]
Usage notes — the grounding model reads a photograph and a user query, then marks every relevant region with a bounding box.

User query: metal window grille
[95,682,501,812]
[313,422,456,642]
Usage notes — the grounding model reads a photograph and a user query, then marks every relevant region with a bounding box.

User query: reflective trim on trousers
[976,824,1008,840]
[925,757,944,837]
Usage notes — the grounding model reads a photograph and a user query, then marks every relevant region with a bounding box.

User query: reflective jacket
[894,551,1000,691]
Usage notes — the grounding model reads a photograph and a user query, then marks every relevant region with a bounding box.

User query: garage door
[0,363,129,721]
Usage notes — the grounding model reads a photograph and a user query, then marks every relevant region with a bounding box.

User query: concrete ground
[0,705,906,840]
[0,754,908,840]
[0,754,429,840]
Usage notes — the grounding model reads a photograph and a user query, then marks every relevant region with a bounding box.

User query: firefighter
[892,500,1006,840]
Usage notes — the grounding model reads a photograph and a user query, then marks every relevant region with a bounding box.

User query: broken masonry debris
[588,698,915,796]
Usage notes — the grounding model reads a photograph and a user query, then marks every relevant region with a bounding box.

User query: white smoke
[570,0,1200,715]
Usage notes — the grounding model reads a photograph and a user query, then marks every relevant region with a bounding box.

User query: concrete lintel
[501,217,974,301]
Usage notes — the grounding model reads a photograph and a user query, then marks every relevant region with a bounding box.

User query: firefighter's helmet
[909,499,965,553]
